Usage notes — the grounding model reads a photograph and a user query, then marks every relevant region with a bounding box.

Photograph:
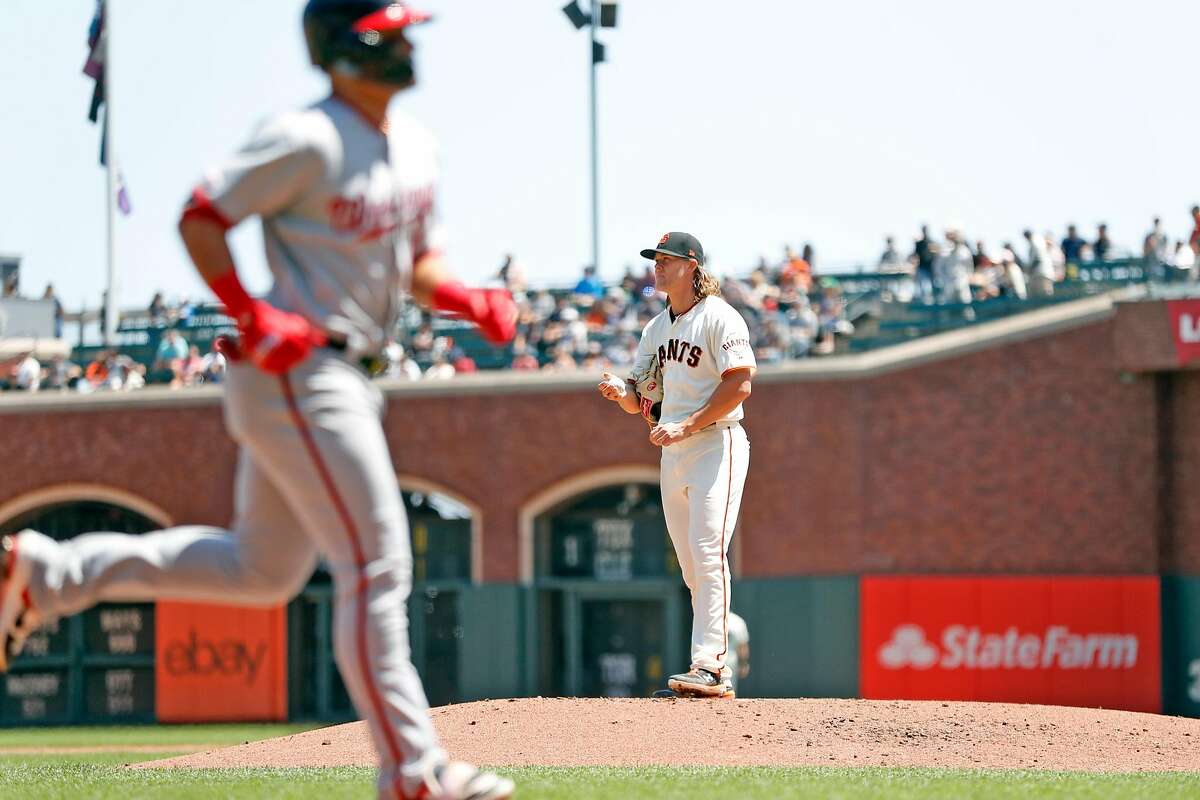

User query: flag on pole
[83,0,108,164]
[83,0,130,214]
[116,170,132,215]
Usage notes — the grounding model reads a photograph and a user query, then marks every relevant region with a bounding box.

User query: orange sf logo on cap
[659,233,670,245]
[688,249,696,257]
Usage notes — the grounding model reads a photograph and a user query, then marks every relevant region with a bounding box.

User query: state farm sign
[860,577,1160,712]
[879,623,1138,670]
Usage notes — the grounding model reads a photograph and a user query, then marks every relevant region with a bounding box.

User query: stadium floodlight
[561,2,619,276]
[562,1,590,30]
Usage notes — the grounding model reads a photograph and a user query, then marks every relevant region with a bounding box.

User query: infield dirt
[136,698,1200,772]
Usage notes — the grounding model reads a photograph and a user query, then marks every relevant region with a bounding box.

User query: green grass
[0,728,1197,798]
[0,723,320,749]
[0,764,1197,799]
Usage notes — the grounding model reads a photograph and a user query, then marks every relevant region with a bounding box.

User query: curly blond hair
[692,266,721,299]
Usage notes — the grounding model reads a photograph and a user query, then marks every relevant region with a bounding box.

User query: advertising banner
[155,602,287,722]
[860,576,1160,712]
[1167,299,1200,365]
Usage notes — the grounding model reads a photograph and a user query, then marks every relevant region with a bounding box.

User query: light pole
[562,2,618,277]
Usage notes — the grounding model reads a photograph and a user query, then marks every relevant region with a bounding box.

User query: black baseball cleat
[666,668,735,698]
[0,533,40,673]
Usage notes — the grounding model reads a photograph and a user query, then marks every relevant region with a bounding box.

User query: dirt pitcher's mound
[137,698,1200,773]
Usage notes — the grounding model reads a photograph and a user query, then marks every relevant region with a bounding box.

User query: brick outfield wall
[1,298,1196,579]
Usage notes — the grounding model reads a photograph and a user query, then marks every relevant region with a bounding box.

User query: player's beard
[331,57,416,89]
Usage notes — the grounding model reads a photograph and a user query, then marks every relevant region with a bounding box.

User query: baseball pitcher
[0,3,514,798]
[598,232,756,698]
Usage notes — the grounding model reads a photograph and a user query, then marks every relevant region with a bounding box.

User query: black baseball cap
[640,232,705,266]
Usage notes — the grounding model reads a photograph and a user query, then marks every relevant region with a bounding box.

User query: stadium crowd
[5,210,1200,393]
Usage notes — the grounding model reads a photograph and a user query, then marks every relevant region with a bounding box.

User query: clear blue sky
[3,0,1199,312]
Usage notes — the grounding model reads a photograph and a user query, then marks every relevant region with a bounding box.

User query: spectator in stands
[936,227,973,305]
[544,344,578,371]
[410,320,435,361]
[748,269,778,310]
[973,240,993,271]
[381,343,419,381]
[180,345,206,387]
[1094,223,1113,261]
[603,332,638,366]
[1145,217,1171,278]
[1045,232,1066,280]
[971,242,1001,301]
[114,355,146,391]
[776,270,806,313]
[498,253,527,295]
[153,328,189,387]
[200,346,228,384]
[789,300,821,358]
[754,315,791,364]
[878,236,905,272]
[2,271,17,298]
[999,245,1028,300]
[83,350,111,390]
[1190,206,1200,255]
[452,353,478,374]
[424,351,456,380]
[573,265,605,300]
[1024,229,1055,296]
[1061,225,1087,270]
[800,243,816,273]
[912,225,938,303]
[634,264,656,297]
[41,354,79,391]
[559,306,589,354]
[815,279,854,353]
[43,284,64,338]
[579,341,608,372]
[780,245,813,292]
[1172,240,1196,281]
[510,339,540,371]
[148,292,167,327]
[11,352,41,391]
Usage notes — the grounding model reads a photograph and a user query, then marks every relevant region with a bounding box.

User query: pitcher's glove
[630,354,664,426]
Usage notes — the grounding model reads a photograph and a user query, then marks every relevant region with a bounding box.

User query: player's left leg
[232,352,453,800]
[1,450,318,671]
[683,426,749,680]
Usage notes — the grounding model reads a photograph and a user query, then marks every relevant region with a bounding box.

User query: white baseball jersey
[630,296,756,426]
[198,97,445,357]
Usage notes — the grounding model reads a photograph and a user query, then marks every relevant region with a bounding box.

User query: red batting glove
[240,301,327,374]
[432,282,517,345]
[208,271,326,374]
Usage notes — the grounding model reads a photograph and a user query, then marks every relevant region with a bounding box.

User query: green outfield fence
[1161,576,1200,717]
[4,573,1195,725]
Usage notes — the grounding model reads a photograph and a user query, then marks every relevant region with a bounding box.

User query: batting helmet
[303,0,432,86]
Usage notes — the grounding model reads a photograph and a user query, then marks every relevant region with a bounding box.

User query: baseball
[599,372,627,398]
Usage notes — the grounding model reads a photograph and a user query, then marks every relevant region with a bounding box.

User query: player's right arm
[598,320,653,415]
[598,371,640,414]
[178,114,327,373]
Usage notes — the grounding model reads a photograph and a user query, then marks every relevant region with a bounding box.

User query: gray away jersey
[630,296,757,426]
[197,96,444,357]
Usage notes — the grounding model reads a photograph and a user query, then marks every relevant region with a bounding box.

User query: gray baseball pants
[18,350,443,800]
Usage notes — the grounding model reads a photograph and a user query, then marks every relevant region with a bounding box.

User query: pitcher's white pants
[659,423,749,677]
[18,351,444,800]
